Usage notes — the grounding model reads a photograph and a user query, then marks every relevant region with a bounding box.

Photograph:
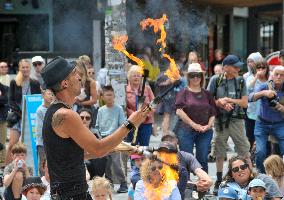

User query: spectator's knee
[13,171,24,183]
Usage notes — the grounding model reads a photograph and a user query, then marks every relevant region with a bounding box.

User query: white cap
[247,52,263,63]
[32,56,44,64]
[187,63,203,73]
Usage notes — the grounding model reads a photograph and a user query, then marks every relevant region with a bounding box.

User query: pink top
[126,84,154,124]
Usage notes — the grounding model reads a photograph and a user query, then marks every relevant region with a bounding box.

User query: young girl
[92,176,112,200]
[22,177,47,200]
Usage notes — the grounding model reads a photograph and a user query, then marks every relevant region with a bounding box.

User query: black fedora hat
[22,177,47,194]
[41,56,75,89]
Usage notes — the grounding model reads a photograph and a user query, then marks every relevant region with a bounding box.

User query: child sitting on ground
[22,176,47,200]
[92,176,112,200]
[248,179,266,200]
[217,187,238,200]
[128,154,144,200]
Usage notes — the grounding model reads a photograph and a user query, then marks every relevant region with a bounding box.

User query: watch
[123,120,136,132]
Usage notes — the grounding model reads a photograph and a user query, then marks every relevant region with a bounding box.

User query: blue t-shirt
[95,104,126,137]
[251,83,284,122]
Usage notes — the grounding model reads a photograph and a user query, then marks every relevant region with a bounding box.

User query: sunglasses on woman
[256,66,266,70]
[188,72,202,79]
[151,164,163,172]
[80,116,91,121]
[231,163,248,173]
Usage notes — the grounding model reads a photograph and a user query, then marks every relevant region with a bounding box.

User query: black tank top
[42,103,86,189]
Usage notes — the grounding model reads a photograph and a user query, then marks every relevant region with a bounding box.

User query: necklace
[52,99,72,109]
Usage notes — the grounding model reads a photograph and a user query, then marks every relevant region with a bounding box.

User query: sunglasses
[232,163,248,173]
[256,66,266,70]
[80,116,91,121]
[188,72,202,79]
[151,164,163,172]
[33,62,43,66]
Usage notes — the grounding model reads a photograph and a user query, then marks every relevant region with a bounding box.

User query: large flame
[163,54,181,81]
[112,35,144,73]
[144,152,179,200]
[140,14,168,52]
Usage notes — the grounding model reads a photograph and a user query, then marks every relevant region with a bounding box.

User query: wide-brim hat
[187,63,203,73]
[41,56,75,89]
[223,54,244,68]
[22,177,47,194]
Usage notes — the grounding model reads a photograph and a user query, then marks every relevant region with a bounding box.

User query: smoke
[126,0,210,54]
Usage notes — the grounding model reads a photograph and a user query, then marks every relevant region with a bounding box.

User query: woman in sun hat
[175,63,216,172]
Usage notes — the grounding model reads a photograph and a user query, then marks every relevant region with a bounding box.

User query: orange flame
[144,152,179,200]
[112,35,144,73]
[163,54,181,81]
[140,14,168,52]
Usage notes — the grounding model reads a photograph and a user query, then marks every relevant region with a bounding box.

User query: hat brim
[231,61,244,68]
[218,195,235,200]
[22,183,47,193]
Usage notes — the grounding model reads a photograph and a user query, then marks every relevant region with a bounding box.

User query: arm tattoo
[52,112,65,128]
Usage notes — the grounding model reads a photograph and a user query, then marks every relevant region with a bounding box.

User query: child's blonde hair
[92,176,112,200]
[264,154,284,187]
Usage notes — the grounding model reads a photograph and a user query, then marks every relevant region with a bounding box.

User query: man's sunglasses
[33,62,43,66]
[232,163,248,173]
[80,116,91,121]
[188,72,202,79]
[151,165,163,172]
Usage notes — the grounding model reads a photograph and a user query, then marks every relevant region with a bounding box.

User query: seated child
[128,154,144,200]
[92,176,112,200]
[248,179,266,200]
[22,177,47,200]
[217,187,238,200]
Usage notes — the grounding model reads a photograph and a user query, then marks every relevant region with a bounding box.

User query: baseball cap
[222,55,244,68]
[248,179,266,190]
[41,56,76,89]
[32,56,44,64]
[157,142,177,153]
[188,63,203,73]
[218,187,238,200]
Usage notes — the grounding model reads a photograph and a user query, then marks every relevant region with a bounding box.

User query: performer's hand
[128,109,147,128]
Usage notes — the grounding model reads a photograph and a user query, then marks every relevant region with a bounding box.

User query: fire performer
[40,57,147,200]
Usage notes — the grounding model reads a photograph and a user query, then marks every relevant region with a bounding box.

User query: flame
[112,35,144,73]
[144,152,179,200]
[163,54,181,81]
[140,14,168,52]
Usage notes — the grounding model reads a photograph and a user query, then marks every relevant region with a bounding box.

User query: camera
[17,160,24,168]
[186,181,197,191]
[268,95,279,107]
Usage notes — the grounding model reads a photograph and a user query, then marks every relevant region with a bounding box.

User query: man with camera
[250,66,284,173]
[207,55,251,195]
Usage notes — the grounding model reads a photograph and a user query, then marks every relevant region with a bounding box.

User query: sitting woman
[134,158,181,200]
[219,156,282,200]
[22,177,47,200]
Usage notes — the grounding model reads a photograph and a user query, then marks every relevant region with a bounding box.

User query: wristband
[123,120,136,132]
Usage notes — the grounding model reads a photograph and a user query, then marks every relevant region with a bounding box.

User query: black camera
[268,95,279,107]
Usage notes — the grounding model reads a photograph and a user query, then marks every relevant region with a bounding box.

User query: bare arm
[194,168,213,192]
[52,108,146,158]
[253,90,276,101]
[81,80,97,106]
[3,169,17,187]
